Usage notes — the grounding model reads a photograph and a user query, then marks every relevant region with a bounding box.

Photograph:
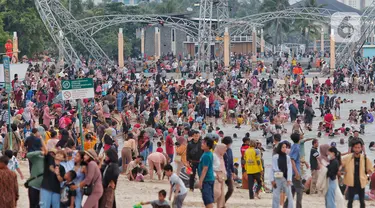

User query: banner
[0,63,29,83]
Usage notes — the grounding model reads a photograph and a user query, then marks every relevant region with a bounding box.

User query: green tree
[293,0,326,48]
[259,0,290,48]
[230,0,261,18]
[0,14,10,53]
[1,0,50,57]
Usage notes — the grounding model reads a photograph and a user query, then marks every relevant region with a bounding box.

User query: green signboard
[62,78,94,100]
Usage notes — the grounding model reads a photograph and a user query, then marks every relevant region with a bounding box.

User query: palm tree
[293,0,326,49]
[259,0,290,51]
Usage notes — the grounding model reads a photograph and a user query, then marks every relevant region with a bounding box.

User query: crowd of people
[1,53,375,208]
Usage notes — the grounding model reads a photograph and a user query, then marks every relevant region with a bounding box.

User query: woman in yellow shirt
[244,140,263,199]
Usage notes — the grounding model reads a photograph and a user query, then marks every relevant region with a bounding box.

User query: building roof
[291,0,362,14]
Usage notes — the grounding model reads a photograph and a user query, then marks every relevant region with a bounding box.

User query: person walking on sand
[244,139,263,199]
[222,136,234,204]
[341,141,373,208]
[284,133,304,208]
[197,137,215,208]
[271,142,293,208]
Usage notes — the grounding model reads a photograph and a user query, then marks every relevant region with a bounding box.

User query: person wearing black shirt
[100,148,120,208]
[24,128,43,173]
[60,170,77,208]
[325,147,340,208]
[186,131,203,191]
[40,150,66,208]
[309,139,320,194]
[342,141,373,208]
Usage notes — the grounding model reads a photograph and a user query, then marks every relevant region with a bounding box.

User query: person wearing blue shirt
[26,87,34,103]
[198,137,215,208]
[319,92,325,117]
[222,136,234,204]
[116,90,125,112]
[284,133,304,208]
[214,99,221,126]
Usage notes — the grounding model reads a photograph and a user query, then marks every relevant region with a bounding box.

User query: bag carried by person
[24,173,43,189]
[83,171,100,195]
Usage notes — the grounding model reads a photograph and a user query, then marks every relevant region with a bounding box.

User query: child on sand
[156,142,163,153]
[235,114,244,129]
[164,164,188,208]
[4,150,24,180]
[60,170,77,208]
[141,189,171,208]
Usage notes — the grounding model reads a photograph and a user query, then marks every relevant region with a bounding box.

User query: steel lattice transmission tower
[197,0,214,70]
[35,0,111,65]
[216,0,229,33]
[336,0,375,67]
[197,0,230,70]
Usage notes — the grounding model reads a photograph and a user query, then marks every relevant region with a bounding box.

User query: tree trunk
[305,27,310,52]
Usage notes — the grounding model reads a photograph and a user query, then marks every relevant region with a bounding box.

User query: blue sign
[3,56,11,92]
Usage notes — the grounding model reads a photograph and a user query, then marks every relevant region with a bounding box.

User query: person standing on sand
[341,141,373,208]
[271,142,293,208]
[244,139,263,199]
[284,133,304,208]
[309,139,320,194]
[222,136,234,204]
[0,155,19,208]
[187,130,203,191]
[197,137,215,208]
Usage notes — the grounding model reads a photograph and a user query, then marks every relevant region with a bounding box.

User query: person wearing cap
[79,149,103,208]
[166,128,175,162]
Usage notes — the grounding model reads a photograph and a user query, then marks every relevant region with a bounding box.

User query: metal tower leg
[34,0,79,65]
[198,0,213,72]
[49,0,111,64]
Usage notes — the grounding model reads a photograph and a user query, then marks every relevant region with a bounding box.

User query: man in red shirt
[325,77,332,88]
[227,95,238,110]
[165,128,175,161]
[324,109,334,131]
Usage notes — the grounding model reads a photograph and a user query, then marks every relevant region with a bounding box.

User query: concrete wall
[231,42,253,54]
[144,26,187,58]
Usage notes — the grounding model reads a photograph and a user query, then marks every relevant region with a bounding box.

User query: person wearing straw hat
[78,149,103,208]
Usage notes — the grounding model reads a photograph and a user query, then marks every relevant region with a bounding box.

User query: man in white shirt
[164,164,188,208]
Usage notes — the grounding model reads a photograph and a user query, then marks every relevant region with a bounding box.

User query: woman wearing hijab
[213,144,227,208]
[270,142,293,208]
[42,105,54,127]
[175,136,188,176]
[99,148,120,208]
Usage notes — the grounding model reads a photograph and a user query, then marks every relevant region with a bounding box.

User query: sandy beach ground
[14,87,375,208]
[15,159,375,208]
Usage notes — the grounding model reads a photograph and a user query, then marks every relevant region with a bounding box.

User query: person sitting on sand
[126,156,144,180]
[141,189,171,208]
